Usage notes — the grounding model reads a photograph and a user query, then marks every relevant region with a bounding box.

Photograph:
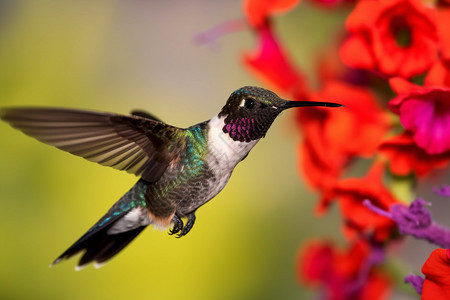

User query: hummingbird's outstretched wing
[0,107,185,182]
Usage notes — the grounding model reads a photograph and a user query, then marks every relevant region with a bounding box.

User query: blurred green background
[0,1,448,300]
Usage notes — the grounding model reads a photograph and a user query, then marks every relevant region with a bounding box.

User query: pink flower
[389,77,450,154]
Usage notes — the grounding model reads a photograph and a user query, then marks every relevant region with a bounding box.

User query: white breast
[205,115,259,198]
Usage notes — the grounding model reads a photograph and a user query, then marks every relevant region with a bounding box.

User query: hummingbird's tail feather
[51,180,152,269]
[54,224,147,270]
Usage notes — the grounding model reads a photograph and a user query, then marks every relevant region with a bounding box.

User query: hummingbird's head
[218,86,342,143]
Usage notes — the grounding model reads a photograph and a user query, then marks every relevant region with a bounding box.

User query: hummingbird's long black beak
[281,100,344,109]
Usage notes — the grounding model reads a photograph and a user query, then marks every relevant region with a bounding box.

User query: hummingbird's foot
[176,212,196,238]
[169,214,183,235]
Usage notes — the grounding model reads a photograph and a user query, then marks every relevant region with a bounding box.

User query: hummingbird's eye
[244,98,255,110]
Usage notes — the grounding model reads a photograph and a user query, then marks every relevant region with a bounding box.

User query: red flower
[389,77,450,154]
[437,7,450,60]
[340,0,438,78]
[379,131,450,177]
[426,59,450,88]
[421,249,450,300]
[243,24,308,98]
[297,81,391,191]
[299,137,344,193]
[298,239,391,300]
[243,0,301,28]
[319,162,400,241]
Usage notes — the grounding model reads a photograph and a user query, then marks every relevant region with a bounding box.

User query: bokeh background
[0,1,448,299]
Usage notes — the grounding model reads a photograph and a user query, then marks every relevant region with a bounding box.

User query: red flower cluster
[243,0,402,242]
[298,239,391,300]
[297,81,391,191]
[340,0,439,78]
[237,0,450,298]
[319,162,398,241]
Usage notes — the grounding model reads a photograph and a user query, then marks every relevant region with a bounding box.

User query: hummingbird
[1,86,342,270]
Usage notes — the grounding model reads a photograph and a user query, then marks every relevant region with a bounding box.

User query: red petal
[339,35,375,70]
[298,241,334,284]
[389,77,418,95]
[297,239,391,300]
[422,249,450,300]
[425,60,450,87]
[244,0,301,27]
[345,0,378,31]
[437,8,450,60]
[379,131,450,176]
[322,161,399,241]
[243,24,307,95]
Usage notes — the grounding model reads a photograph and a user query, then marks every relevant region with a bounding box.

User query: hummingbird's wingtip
[75,264,88,272]
[49,258,62,268]
[94,262,107,269]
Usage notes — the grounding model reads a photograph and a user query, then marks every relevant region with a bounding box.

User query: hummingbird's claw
[176,212,196,238]
[169,214,183,235]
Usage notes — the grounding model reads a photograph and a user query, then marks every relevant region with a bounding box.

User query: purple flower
[433,185,450,197]
[364,197,450,296]
[363,198,450,248]
[404,274,424,295]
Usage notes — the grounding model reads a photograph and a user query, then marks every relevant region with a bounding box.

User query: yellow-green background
[0,1,448,299]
